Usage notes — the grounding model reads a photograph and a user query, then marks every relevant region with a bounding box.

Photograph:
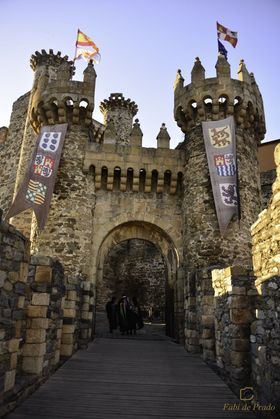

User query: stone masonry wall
[100,239,166,319]
[0,93,31,217]
[260,169,276,209]
[0,209,30,414]
[30,125,96,356]
[211,266,256,392]
[0,210,67,416]
[184,269,215,359]
[183,125,262,270]
[250,144,280,410]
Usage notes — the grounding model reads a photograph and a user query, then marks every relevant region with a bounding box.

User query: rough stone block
[229,296,248,308]
[22,356,44,374]
[7,338,19,353]
[35,265,52,283]
[4,370,16,392]
[27,306,47,318]
[67,291,77,300]
[201,315,214,327]
[17,295,25,309]
[31,293,50,306]
[60,344,73,357]
[54,349,60,365]
[3,280,13,292]
[61,334,74,344]
[9,271,19,282]
[63,308,76,318]
[62,324,76,334]
[64,300,75,309]
[10,353,18,370]
[22,342,46,356]
[19,261,29,282]
[28,318,49,329]
[26,329,46,343]
[231,339,250,352]
[230,309,253,324]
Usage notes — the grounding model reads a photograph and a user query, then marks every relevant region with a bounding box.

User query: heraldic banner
[6,123,68,230]
[202,116,239,236]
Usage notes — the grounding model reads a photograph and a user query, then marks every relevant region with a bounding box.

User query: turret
[174,56,265,142]
[174,56,266,269]
[156,123,170,149]
[100,93,138,145]
[130,119,143,147]
[29,49,96,132]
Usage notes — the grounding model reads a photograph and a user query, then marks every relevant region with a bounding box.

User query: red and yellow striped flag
[74,29,101,63]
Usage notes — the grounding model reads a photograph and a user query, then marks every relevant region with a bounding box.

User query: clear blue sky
[0,0,279,148]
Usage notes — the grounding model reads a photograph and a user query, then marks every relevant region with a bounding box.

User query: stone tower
[25,50,97,279]
[100,93,138,145]
[174,55,266,353]
[174,55,265,270]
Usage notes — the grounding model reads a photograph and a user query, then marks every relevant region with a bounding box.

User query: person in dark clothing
[105,296,118,334]
[127,297,138,335]
[132,297,144,330]
[118,296,130,335]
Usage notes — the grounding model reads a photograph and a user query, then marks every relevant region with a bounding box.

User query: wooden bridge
[8,329,256,419]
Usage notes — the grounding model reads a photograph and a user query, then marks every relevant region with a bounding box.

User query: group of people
[105,296,144,335]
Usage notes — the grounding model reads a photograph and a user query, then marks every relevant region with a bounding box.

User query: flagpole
[74,28,79,62]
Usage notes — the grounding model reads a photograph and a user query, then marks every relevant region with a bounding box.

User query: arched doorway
[93,221,180,339]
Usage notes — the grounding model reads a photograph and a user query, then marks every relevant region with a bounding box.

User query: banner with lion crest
[202,116,239,236]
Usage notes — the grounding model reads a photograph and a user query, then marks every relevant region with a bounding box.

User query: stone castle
[0,49,279,414]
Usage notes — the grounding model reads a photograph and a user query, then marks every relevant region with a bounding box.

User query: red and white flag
[217,22,238,48]
[74,29,101,63]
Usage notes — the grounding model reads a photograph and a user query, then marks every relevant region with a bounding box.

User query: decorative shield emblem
[39,132,62,153]
[33,154,54,178]
[219,183,238,207]
[25,180,47,205]
[214,153,236,176]
[208,125,231,148]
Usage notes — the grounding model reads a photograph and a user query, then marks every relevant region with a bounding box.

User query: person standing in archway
[105,296,118,335]
[132,297,144,331]
[118,296,130,335]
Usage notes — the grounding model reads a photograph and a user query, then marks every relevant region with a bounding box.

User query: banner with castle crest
[6,124,68,230]
[202,116,239,236]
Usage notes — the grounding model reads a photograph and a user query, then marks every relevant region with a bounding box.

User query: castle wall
[0,92,31,217]
[0,211,66,417]
[250,144,280,409]
[260,169,276,209]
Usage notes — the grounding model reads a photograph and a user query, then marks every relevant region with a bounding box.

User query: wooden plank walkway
[8,335,256,419]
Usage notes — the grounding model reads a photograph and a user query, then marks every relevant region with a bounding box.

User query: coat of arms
[219,183,238,207]
[33,154,54,178]
[209,125,231,148]
[214,154,236,176]
[25,180,47,205]
[39,132,61,153]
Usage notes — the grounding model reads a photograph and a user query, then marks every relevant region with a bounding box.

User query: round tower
[11,50,78,236]
[23,49,98,354]
[100,93,138,145]
[174,55,266,270]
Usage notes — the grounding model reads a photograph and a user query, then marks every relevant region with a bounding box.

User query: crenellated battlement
[84,140,184,194]
[29,50,96,132]
[174,55,266,142]
[30,49,75,75]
